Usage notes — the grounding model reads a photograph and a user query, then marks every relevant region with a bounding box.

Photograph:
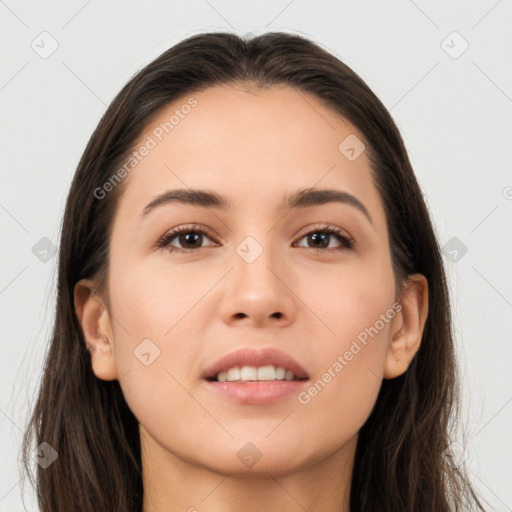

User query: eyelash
[154,223,355,254]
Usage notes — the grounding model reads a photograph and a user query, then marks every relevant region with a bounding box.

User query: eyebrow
[141,187,373,225]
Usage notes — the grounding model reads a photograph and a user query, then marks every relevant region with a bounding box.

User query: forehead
[112,85,386,231]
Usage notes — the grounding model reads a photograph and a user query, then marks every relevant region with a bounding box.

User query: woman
[22,31,487,511]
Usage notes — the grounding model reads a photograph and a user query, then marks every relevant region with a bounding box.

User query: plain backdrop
[1,1,511,510]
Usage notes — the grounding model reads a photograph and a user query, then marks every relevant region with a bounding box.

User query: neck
[140,427,356,512]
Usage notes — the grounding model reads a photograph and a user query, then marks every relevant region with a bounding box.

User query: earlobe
[383,274,429,379]
[74,279,118,381]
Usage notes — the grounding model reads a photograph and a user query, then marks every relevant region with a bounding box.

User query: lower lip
[204,379,309,405]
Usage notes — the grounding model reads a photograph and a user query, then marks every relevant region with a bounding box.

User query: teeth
[257,365,275,380]
[275,366,286,380]
[226,367,240,381]
[284,370,295,381]
[215,365,300,382]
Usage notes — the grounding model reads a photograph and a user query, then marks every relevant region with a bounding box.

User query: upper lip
[201,347,309,380]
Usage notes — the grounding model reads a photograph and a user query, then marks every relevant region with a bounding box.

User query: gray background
[1,1,511,510]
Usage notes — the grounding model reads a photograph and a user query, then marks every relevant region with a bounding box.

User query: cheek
[295,254,395,427]
[106,260,213,396]
[108,257,216,342]
[296,249,396,354]
[295,357,383,459]
[106,262,210,442]
[296,304,394,448]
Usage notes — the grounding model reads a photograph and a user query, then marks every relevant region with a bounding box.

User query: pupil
[310,233,328,248]
[180,232,201,248]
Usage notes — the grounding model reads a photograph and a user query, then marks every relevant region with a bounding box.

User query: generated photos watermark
[93,96,198,200]
[297,301,402,405]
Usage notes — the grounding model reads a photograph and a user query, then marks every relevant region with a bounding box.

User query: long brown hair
[22,31,487,511]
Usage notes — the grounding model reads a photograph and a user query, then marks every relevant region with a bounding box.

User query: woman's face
[83,85,422,476]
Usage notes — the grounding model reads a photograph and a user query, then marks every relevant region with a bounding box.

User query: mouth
[201,347,310,404]
[204,364,309,383]
[201,346,309,381]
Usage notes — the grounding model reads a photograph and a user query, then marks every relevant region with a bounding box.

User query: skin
[74,85,428,512]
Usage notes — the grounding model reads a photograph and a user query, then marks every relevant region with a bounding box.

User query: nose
[218,243,297,328]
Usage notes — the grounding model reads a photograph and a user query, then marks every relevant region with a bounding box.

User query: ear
[384,273,429,379]
[74,278,118,381]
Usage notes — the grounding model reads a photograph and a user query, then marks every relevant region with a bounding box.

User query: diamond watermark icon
[32,237,57,263]
[237,441,263,468]
[134,338,161,366]
[31,31,59,59]
[441,31,469,60]
[338,134,366,161]
[34,442,58,469]
[442,237,468,263]
[236,236,264,264]
[442,441,469,469]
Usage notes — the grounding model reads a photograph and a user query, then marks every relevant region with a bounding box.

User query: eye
[154,224,218,253]
[294,224,354,252]
[154,223,355,254]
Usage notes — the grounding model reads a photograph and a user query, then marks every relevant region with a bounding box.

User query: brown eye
[155,225,217,253]
[295,226,354,251]
[174,231,204,249]
[155,223,354,254]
